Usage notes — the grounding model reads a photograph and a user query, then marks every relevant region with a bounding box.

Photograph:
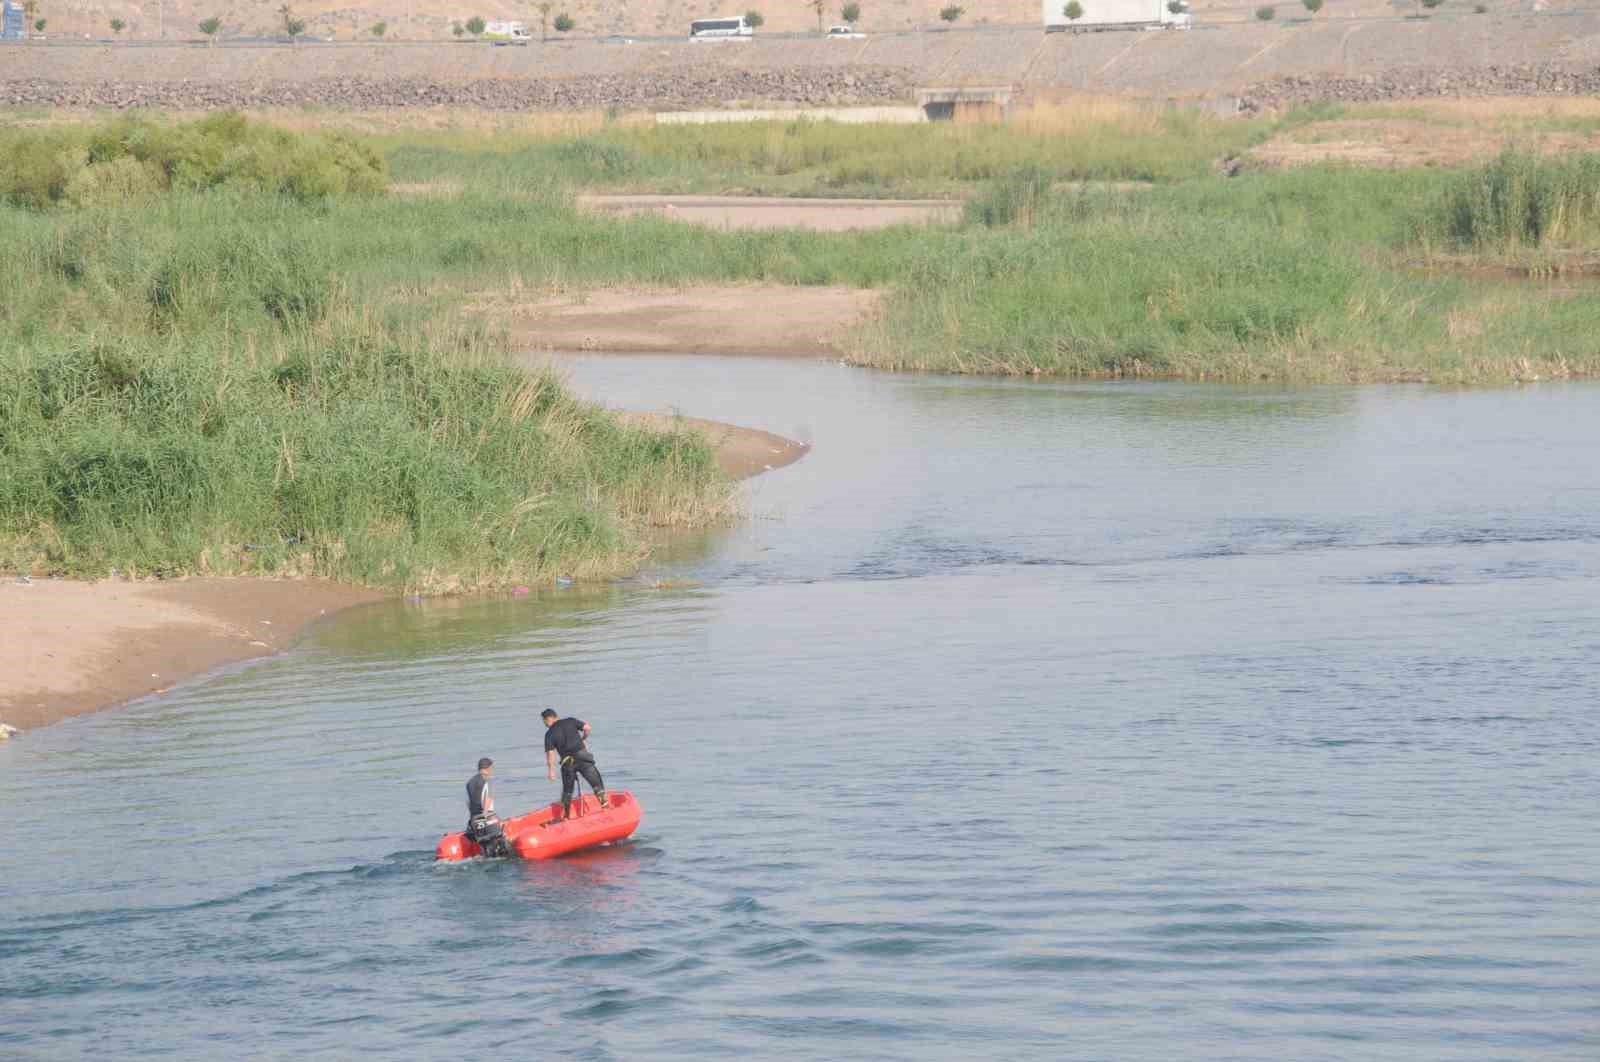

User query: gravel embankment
[1243,64,1600,111]
[0,67,917,111]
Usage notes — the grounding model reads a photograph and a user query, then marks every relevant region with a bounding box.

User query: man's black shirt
[466,772,492,818]
[544,717,588,760]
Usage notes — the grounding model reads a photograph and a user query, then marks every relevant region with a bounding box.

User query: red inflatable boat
[435,791,642,861]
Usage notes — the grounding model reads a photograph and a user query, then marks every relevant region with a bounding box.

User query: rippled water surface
[4,359,1599,1060]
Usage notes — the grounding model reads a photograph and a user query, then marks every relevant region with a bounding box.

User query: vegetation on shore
[376,100,1277,195]
[0,115,733,588]
[5,108,1599,591]
[360,105,1597,381]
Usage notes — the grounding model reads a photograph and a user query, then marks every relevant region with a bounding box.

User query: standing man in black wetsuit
[543,709,609,819]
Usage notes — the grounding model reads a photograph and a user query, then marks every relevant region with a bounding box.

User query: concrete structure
[916,86,1015,121]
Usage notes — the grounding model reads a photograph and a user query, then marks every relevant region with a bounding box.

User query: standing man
[543,709,610,819]
[465,756,509,857]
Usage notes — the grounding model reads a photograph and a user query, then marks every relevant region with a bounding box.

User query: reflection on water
[3,360,1599,1059]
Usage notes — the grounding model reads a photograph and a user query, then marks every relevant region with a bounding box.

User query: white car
[826,25,865,39]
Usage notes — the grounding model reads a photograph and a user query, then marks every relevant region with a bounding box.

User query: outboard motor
[467,813,510,858]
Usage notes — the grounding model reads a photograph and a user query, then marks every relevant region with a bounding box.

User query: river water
[3,357,1598,1060]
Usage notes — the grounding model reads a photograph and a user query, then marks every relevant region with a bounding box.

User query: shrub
[841,2,862,23]
[0,113,387,209]
[466,15,486,35]
[1302,0,1323,14]
[939,4,964,22]
[63,155,165,207]
[1064,1,1084,19]
[744,10,765,28]
[371,20,386,36]
[965,166,1055,227]
[1256,4,1276,18]
[553,12,575,31]
[1426,150,1600,251]
[110,18,125,32]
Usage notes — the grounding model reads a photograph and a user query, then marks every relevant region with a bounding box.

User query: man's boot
[596,789,611,809]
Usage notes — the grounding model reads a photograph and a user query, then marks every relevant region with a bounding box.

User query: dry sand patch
[0,578,382,732]
[577,195,961,232]
[1249,117,1600,169]
[504,284,879,357]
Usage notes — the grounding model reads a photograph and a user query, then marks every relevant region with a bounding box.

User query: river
[3,357,1598,1059]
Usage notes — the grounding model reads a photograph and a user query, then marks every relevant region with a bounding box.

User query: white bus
[689,15,754,40]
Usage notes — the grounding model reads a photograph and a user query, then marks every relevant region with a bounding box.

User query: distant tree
[1302,0,1322,13]
[1420,0,1444,9]
[537,1,552,40]
[1167,0,1186,12]
[939,4,964,23]
[1255,4,1275,18]
[841,1,861,23]
[1064,0,1084,20]
[198,16,222,44]
[744,9,765,28]
[805,0,825,34]
[465,15,486,36]
[279,5,306,40]
[1473,1,1487,9]
[451,21,464,36]
[110,17,125,33]
[370,20,386,37]
[553,12,574,31]
[33,17,45,32]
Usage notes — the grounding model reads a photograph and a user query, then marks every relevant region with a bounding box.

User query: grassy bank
[6,110,1599,446]
[372,99,1279,196]
[0,116,733,589]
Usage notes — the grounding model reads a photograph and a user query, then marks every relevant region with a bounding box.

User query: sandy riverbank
[508,284,880,357]
[0,578,384,733]
[0,412,807,736]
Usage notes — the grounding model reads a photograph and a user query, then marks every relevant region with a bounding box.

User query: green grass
[0,111,387,209]
[1419,150,1600,264]
[378,106,1282,196]
[0,117,734,589]
[860,164,1600,378]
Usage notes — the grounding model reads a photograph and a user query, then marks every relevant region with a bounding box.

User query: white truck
[483,20,531,44]
[1043,0,1190,32]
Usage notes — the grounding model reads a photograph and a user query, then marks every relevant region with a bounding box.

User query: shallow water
[4,359,1599,1060]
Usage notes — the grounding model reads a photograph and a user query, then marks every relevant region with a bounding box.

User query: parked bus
[689,15,754,40]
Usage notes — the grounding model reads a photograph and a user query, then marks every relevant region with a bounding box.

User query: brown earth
[0,577,383,733]
[504,284,880,357]
[578,195,961,231]
[1247,117,1600,169]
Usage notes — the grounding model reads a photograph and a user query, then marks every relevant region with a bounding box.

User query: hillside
[18,0,1045,40]
[23,0,1587,41]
